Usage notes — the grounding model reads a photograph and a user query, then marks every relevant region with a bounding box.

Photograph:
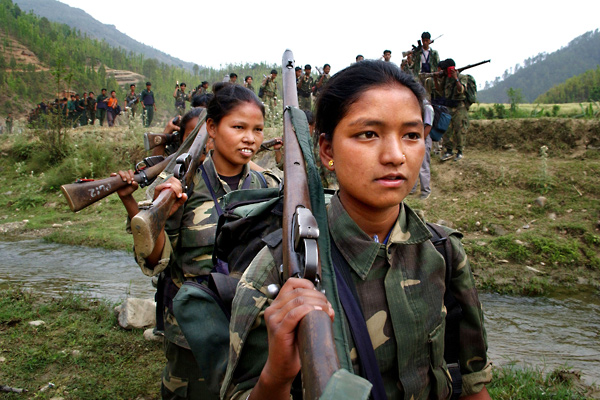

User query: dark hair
[207,82,265,125]
[180,82,186,87]
[244,75,252,82]
[439,58,455,70]
[421,31,431,40]
[383,50,392,54]
[304,64,311,70]
[180,107,205,134]
[146,82,151,86]
[356,54,364,60]
[201,81,208,86]
[315,60,424,141]
[89,91,94,95]
[130,84,135,88]
[102,88,107,91]
[295,66,301,71]
[191,93,213,108]
[110,90,116,94]
[229,73,237,79]
[323,64,330,69]
[270,69,277,74]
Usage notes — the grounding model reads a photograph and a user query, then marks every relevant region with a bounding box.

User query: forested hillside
[0,0,280,118]
[12,0,195,71]
[478,29,600,104]
[535,66,600,103]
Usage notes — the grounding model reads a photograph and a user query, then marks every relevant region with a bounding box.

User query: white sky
[57,0,599,89]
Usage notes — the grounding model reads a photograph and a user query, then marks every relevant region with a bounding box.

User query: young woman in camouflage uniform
[222,61,491,400]
[115,83,280,400]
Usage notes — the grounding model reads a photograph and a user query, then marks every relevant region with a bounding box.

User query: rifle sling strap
[330,239,388,400]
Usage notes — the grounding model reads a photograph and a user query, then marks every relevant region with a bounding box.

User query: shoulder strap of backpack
[426,222,463,400]
[250,170,268,188]
[330,239,387,400]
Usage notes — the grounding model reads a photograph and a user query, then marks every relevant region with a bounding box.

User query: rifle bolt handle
[266,284,281,299]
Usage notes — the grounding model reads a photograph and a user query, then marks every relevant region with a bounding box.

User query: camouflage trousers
[444,104,469,153]
[298,94,312,112]
[162,339,218,400]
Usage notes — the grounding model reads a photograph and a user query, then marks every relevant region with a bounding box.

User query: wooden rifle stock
[131,119,208,259]
[60,154,175,212]
[281,49,340,399]
[144,132,178,151]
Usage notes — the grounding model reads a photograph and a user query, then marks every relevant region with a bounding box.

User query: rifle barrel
[61,153,175,212]
[281,49,340,400]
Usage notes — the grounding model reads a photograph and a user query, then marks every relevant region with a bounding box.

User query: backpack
[258,86,265,99]
[464,74,477,109]
[430,104,451,142]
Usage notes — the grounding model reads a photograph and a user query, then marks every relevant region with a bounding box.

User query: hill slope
[478,29,600,104]
[13,0,196,71]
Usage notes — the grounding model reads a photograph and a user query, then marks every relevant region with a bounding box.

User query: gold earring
[328,160,334,168]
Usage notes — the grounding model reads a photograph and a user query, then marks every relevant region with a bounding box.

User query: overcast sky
[57,0,599,88]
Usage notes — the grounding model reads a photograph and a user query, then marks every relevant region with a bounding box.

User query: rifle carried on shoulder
[281,49,340,400]
[419,59,491,79]
[61,154,175,212]
[131,113,209,259]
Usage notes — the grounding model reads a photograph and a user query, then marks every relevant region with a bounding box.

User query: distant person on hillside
[244,75,254,93]
[67,94,77,127]
[86,92,96,125]
[314,63,331,99]
[106,90,119,127]
[229,73,238,84]
[200,81,210,94]
[260,69,278,108]
[173,82,190,116]
[141,82,157,127]
[438,58,469,162]
[125,84,139,118]
[408,31,440,81]
[297,64,314,111]
[78,93,87,126]
[5,113,13,134]
[96,88,108,126]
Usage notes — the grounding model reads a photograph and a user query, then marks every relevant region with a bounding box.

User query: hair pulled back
[315,60,425,141]
[207,82,265,125]
[179,106,205,134]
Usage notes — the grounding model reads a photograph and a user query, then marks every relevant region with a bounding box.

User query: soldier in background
[173,82,190,116]
[96,88,108,126]
[86,91,96,125]
[229,73,238,84]
[438,59,469,162]
[314,63,331,99]
[296,64,314,111]
[125,84,139,118]
[260,69,278,108]
[295,66,302,83]
[409,31,440,81]
[78,93,87,126]
[355,54,364,62]
[243,76,255,93]
[141,82,157,127]
[5,113,13,134]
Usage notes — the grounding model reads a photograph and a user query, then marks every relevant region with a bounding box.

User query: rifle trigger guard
[292,207,320,283]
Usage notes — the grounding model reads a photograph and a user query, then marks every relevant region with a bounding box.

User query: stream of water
[1,239,598,385]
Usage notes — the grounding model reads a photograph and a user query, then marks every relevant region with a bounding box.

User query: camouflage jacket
[442,74,468,106]
[125,92,139,108]
[243,83,255,93]
[261,77,277,97]
[315,73,330,95]
[411,48,440,75]
[174,88,189,107]
[297,75,314,97]
[222,194,491,399]
[135,152,280,347]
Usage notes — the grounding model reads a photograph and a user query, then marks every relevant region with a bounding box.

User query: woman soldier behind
[115,83,280,400]
[221,61,491,399]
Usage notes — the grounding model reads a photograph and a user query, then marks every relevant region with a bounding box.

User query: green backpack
[464,74,477,109]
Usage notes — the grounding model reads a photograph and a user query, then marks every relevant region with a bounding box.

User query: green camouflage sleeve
[221,246,281,400]
[447,231,493,395]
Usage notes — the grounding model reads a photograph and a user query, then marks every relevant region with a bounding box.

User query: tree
[193,64,199,77]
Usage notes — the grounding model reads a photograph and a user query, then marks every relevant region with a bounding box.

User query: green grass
[488,364,597,399]
[0,286,163,399]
